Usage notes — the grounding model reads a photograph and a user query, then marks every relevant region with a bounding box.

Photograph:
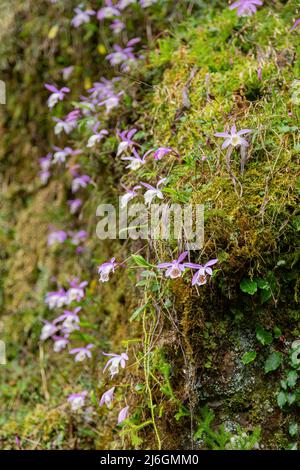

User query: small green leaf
[280,379,287,390]
[256,325,273,346]
[292,216,300,231]
[273,326,282,339]
[265,352,282,373]
[255,278,269,290]
[287,393,296,405]
[174,405,190,421]
[240,279,257,295]
[277,391,286,409]
[287,370,298,388]
[130,304,148,322]
[242,351,257,365]
[131,254,154,268]
[289,423,298,437]
[260,288,272,304]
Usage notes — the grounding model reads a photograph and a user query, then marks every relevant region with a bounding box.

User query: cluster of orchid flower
[42,71,133,426]
[41,277,129,422]
[157,252,218,287]
[48,228,87,252]
[71,1,157,73]
[106,38,143,72]
[39,150,91,194]
[42,0,260,429]
[68,351,130,425]
[71,0,158,31]
[114,128,180,206]
[96,252,218,288]
[41,278,88,353]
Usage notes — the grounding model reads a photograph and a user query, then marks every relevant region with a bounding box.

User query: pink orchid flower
[185,259,218,286]
[69,344,94,362]
[118,405,129,424]
[229,0,263,17]
[214,125,252,149]
[99,387,115,408]
[117,128,138,156]
[98,257,120,282]
[140,178,166,206]
[71,8,95,28]
[44,84,70,108]
[157,252,188,279]
[120,184,141,208]
[68,391,88,410]
[102,352,129,378]
[45,288,68,309]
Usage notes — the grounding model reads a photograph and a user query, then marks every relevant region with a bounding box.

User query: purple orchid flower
[40,320,58,341]
[118,405,129,424]
[52,146,81,164]
[39,153,52,171]
[68,391,88,411]
[257,66,262,81]
[72,175,91,193]
[157,251,188,279]
[39,169,51,185]
[47,230,68,246]
[110,19,125,34]
[39,153,52,184]
[117,128,138,156]
[214,125,252,149]
[61,66,74,80]
[70,230,87,246]
[291,18,300,31]
[66,109,81,120]
[53,335,69,352]
[52,117,74,135]
[97,1,121,20]
[120,184,141,208]
[44,84,70,108]
[140,178,167,206]
[88,77,120,99]
[106,45,130,67]
[66,279,88,304]
[229,0,263,17]
[69,344,94,362]
[98,257,119,282]
[106,38,141,71]
[68,199,82,214]
[71,7,95,28]
[98,91,124,114]
[121,148,147,171]
[184,259,218,286]
[87,127,109,148]
[144,146,176,161]
[118,0,136,9]
[78,96,97,116]
[15,436,21,449]
[99,387,115,408]
[54,307,81,333]
[53,109,80,135]
[45,288,68,309]
[102,352,129,378]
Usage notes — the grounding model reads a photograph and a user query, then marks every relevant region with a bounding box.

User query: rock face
[197,328,257,401]
[0,0,299,450]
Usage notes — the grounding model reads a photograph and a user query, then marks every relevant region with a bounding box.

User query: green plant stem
[143,310,162,450]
